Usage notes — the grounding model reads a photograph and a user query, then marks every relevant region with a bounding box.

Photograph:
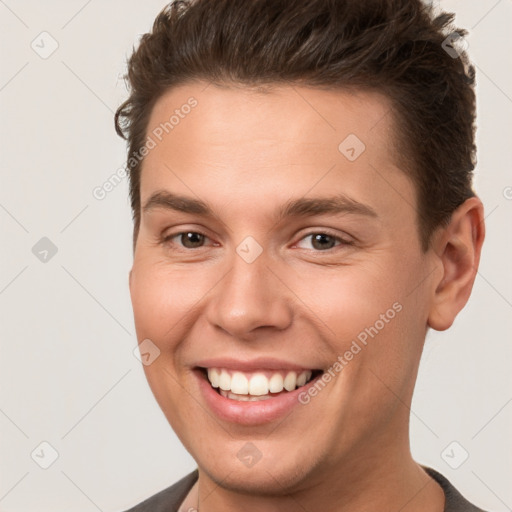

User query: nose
[206,249,293,340]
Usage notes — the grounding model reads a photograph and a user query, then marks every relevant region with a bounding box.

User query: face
[129,81,439,493]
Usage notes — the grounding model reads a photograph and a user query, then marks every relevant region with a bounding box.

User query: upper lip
[194,357,320,372]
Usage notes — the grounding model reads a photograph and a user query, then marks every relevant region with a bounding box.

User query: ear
[427,196,485,331]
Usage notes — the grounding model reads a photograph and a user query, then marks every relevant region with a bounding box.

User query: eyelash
[160,230,353,252]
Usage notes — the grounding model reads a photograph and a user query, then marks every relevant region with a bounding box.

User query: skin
[129,80,485,512]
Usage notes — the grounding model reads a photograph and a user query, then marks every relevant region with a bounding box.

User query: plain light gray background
[0,1,511,511]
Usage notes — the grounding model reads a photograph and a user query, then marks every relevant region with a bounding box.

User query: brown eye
[178,232,206,248]
[310,233,337,250]
[162,231,209,249]
[296,232,344,251]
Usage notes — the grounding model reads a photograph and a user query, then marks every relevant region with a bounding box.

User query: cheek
[129,258,211,342]
[290,257,426,386]
[129,260,208,432]
[290,261,405,339]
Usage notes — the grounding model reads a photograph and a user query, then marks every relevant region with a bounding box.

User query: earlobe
[427,197,485,331]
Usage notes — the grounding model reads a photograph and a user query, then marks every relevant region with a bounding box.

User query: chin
[195,440,325,497]
[205,464,312,496]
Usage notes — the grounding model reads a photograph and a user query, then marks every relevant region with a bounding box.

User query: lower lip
[195,370,322,425]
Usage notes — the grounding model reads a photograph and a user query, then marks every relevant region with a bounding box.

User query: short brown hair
[115,0,477,251]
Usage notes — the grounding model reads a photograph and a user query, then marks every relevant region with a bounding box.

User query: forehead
[146,81,397,155]
[140,81,413,221]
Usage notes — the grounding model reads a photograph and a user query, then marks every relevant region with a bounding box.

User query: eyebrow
[142,190,378,220]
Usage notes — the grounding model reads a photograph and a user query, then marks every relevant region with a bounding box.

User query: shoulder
[120,469,199,512]
[423,466,489,512]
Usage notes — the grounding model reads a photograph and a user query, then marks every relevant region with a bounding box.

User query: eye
[160,230,352,252]
[295,232,351,251]
[162,231,211,249]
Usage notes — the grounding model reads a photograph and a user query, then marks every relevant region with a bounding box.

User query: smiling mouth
[199,367,323,401]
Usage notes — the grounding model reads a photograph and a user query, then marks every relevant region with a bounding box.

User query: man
[115,0,487,510]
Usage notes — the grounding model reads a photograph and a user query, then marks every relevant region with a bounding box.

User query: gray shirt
[122,466,488,511]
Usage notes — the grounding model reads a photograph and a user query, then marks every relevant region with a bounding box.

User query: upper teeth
[207,368,313,396]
